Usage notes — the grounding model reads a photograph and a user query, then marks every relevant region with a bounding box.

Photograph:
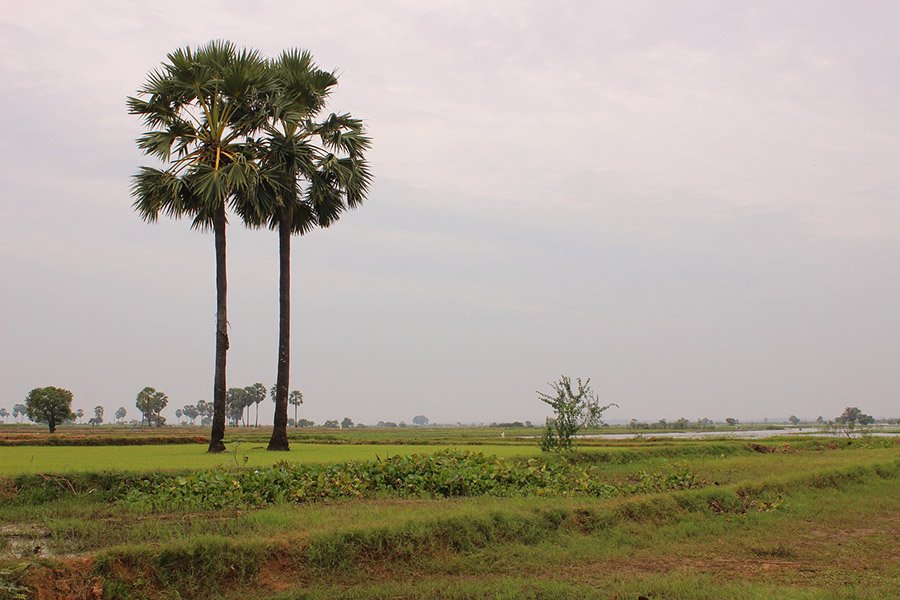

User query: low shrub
[119,450,704,510]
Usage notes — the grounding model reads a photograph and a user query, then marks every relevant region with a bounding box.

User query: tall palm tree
[289,390,304,426]
[249,50,371,450]
[128,41,273,452]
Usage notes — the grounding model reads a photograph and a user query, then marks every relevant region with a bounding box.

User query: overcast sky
[1,1,898,426]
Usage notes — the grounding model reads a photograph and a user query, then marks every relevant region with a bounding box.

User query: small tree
[13,403,27,423]
[75,408,84,424]
[323,419,339,429]
[25,387,75,433]
[341,417,353,429]
[725,417,738,426]
[537,376,615,452]
[115,407,127,423]
[93,405,104,425]
[182,405,199,425]
[136,387,168,427]
[835,406,875,436]
[0,408,8,423]
[412,415,429,426]
[788,415,800,426]
[196,400,212,424]
[226,388,250,426]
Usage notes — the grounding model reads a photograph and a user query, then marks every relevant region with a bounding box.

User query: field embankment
[0,436,896,599]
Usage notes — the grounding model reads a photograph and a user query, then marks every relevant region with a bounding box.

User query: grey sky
[1,1,898,425]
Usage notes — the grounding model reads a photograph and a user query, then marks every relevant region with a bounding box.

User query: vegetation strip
[115,450,703,510]
[78,459,896,598]
[0,434,207,447]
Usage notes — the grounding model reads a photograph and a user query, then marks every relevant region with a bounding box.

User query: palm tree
[128,41,273,452]
[289,390,304,426]
[248,50,371,450]
[246,383,267,427]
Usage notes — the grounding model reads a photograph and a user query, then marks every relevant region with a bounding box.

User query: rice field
[0,427,896,599]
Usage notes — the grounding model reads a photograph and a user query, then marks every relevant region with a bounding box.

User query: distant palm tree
[246,383,267,427]
[289,390,304,426]
[248,50,371,450]
[128,41,273,452]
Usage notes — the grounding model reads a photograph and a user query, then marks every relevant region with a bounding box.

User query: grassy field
[0,442,539,475]
[0,429,896,599]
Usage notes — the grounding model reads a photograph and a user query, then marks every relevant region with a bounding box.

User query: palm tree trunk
[268,211,291,450]
[209,204,228,453]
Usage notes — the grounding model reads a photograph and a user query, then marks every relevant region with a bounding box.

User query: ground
[0,426,896,599]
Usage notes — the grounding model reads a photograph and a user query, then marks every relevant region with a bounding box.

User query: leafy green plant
[118,450,703,510]
[538,376,616,452]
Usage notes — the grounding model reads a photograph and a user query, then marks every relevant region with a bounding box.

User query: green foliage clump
[538,376,615,452]
[24,387,75,434]
[119,450,702,510]
[836,406,875,429]
[135,387,168,427]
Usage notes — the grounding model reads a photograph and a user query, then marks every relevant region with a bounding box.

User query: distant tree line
[5,389,894,435]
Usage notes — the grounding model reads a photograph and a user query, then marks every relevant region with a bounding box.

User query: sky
[1,1,898,426]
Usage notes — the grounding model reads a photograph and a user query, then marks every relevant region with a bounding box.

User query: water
[573,427,899,440]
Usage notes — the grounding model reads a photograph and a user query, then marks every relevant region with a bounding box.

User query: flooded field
[575,427,900,440]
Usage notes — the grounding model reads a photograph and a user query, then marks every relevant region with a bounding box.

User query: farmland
[0,427,897,599]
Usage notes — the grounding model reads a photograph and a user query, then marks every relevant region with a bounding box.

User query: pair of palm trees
[128,41,371,452]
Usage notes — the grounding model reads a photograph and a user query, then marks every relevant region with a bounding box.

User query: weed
[0,564,29,600]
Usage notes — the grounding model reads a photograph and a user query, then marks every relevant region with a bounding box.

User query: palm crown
[250,49,372,234]
[128,40,273,228]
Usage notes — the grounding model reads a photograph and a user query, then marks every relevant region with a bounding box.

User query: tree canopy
[538,376,616,452]
[25,386,75,433]
[136,387,169,427]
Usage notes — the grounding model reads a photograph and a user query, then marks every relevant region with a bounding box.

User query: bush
[118,450,702,510]
[538,376,615,452]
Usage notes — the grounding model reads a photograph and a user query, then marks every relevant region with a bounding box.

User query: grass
[0,432,896,599]
[81,461,900,598]
[264,576,894,600]
[0,442,539,475]
[3,432,885,476]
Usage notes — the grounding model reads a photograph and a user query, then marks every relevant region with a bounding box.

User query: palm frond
[130,167,196,222]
